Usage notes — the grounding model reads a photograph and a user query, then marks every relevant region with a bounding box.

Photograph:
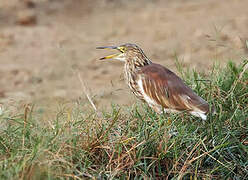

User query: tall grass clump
[0,60,247,179]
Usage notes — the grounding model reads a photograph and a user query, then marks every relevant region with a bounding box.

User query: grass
[0,60,247,179]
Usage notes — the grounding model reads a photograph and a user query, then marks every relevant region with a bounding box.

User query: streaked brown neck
[124,50,152,94]
[125,50,152,70]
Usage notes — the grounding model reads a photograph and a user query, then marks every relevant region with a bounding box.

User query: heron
[97,43,214,120]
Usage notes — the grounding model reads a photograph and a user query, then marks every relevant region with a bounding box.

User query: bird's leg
[159,108,179,137]
[150,105,163,114]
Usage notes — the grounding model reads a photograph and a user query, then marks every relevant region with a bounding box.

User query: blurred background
[0,0,247,109]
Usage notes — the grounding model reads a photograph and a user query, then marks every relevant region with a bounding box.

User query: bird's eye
[119,47,125,53]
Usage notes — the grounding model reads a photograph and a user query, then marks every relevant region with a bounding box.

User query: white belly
[137,79,157,105]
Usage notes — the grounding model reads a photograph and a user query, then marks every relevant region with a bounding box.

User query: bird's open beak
[96,46,122,60]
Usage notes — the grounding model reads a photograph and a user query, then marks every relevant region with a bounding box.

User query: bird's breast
[124,64,144,100]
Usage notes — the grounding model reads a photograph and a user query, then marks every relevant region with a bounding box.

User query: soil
[0,0,247,109]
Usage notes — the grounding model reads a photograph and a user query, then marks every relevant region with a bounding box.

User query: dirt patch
[0,0,247,109]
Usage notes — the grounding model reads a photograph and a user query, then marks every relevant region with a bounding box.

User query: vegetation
[0,60,247,179]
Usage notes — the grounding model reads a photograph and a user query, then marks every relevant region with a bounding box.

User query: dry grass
[0,60,247,179]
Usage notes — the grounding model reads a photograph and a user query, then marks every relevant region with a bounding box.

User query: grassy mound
[0,60,247,179]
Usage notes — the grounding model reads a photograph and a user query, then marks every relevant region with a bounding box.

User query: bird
[97,43,214,120]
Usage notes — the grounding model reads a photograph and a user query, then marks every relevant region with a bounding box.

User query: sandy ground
[0,0,248,109]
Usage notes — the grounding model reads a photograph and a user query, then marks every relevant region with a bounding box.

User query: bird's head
[97,43,151,66]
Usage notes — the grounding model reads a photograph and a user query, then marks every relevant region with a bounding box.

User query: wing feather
[138,63,210,113]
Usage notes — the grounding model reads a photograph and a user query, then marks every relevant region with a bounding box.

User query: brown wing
[138,63,210,113]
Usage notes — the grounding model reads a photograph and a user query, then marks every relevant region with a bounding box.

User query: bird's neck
[125,53,152,70]
[124,55,152,88]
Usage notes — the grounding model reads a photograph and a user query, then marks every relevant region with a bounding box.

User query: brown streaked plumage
[97,43,214,120]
